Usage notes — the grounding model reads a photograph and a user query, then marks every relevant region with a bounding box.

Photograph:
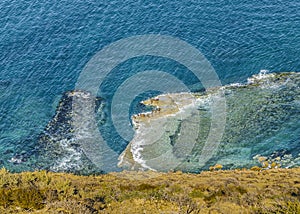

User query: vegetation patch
[0,168,299,213]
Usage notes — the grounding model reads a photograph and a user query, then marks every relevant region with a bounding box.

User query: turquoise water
[0,0,299,172]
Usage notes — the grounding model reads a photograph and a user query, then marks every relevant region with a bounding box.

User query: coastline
[119,71,300,172]
[5,71,299,174]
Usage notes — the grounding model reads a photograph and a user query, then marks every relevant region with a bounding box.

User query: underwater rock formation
[36,91,104,174]
[119,72,300,172]
[37,72,300,174]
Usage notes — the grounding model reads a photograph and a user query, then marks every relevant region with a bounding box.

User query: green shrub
[10,187,44,210]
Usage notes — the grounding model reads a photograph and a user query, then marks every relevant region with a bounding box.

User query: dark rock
[36,90,104,174]
[3,149,13,155]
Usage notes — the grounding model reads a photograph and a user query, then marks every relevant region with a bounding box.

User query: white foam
[229,83,243,87]
[50,138,82,171]
[127,93,201,171]
[247,69,275,84]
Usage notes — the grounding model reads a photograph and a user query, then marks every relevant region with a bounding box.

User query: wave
[119,71,300,172]
[33,71,300,174]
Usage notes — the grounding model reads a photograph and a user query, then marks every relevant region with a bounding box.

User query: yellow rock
[271,162,280,169]
[274,157,281,161]
[209,164,223,171]
[214,164,223,169]
[258,156,267,162]
[262,161,270,168]
[250,166,261,171]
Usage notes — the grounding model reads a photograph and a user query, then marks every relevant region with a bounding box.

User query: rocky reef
[119,72,300,172]
[36,72,300,174]
[36,91,104,174]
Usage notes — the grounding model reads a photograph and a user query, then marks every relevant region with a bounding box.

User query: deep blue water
[0,0,299,171]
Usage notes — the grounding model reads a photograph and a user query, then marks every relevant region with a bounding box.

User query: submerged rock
[36,71,300,174]
[119,72,300,172]
[36,91,105,174]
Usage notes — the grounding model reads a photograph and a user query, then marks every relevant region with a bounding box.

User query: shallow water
[119,72,300,172]
[0,0,299,173]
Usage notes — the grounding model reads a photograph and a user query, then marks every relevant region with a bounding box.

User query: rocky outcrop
[36,91,104,174]
[36,72,300,174]
[118,72,300,172]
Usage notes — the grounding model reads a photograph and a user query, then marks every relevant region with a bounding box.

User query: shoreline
[3,71,299,175]
[119,71,300,172]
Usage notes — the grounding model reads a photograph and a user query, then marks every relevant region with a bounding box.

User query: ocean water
[0,0,299,172]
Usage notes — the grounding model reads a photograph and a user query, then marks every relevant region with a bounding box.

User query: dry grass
[0,168,300,213]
